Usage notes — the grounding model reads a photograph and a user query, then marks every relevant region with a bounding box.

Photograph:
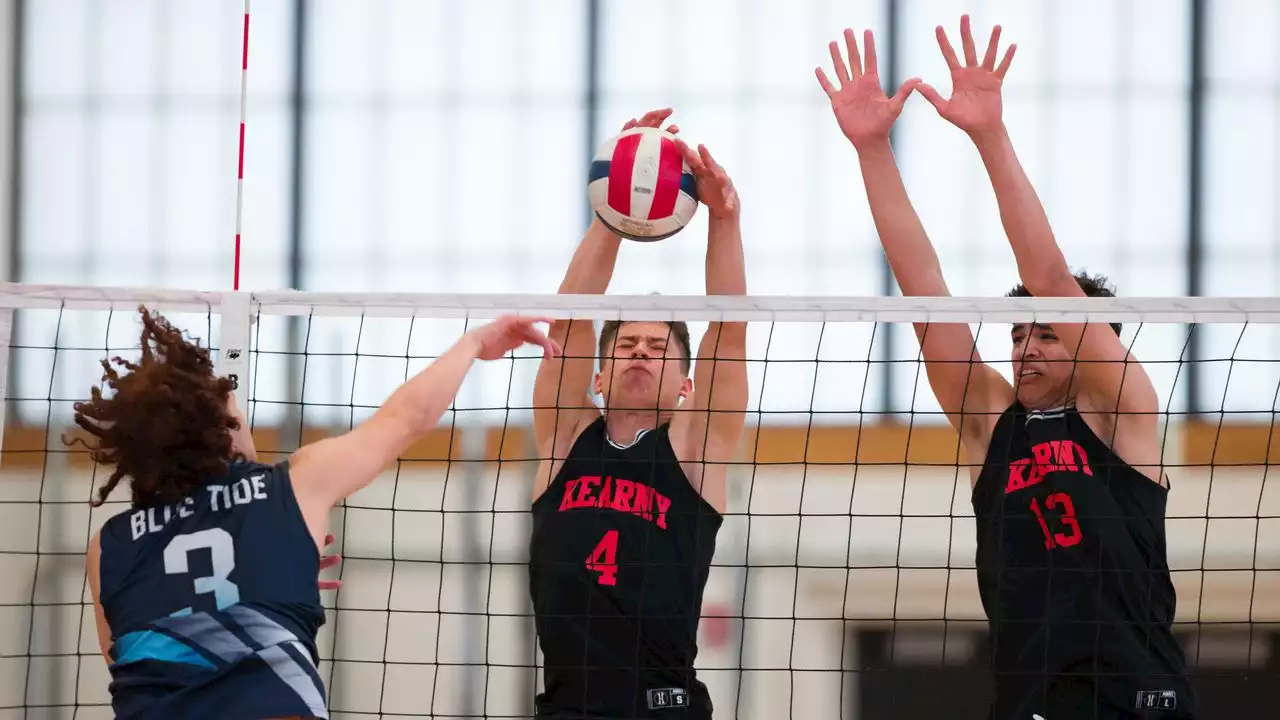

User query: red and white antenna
[233,0,251,290]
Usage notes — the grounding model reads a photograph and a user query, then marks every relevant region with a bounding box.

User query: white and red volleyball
[588,126,699,241]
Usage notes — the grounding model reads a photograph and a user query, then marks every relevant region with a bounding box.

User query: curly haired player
[817,16,1195,720]
[81,307,559,720]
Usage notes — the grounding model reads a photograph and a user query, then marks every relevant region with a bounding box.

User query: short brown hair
[66,306,241,508]
[598,320,692,374]
[1007,271,1122,337]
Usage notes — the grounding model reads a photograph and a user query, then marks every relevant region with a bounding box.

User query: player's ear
[678,377,693,402]
[593,371,605,397]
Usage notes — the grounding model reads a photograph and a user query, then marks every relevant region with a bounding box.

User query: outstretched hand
[318,534,342,591]
[468,316,563,362]
[815,28,919,149]
[674,139,739,222]
[917,15,1017,139]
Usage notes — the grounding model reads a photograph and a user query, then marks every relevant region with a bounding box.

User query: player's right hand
[816,28,919,149]
[621,108,679,136]
[468,316,562,362]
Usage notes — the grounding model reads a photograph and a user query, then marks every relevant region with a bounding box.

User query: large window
[16,0,294,424]
[1199,0,1280,419]
[600,0,890,421]
[18,1,1277,427]
[295,0,589,429]
[891,0,1192,422]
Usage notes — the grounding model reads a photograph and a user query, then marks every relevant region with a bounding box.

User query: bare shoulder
[1078,398,1166,486]
[530,409,598,503]
[670,416,732,515]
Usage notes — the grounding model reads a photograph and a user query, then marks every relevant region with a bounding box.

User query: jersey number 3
[163,528,241,616]
[585,530,619,586]
[1030,492,1083,550]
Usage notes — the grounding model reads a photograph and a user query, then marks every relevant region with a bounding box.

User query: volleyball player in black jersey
[80,308,558,719]
[529,108,747,719]
[818,17,1195,720]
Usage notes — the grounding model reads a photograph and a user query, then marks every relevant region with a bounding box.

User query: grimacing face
[1010,322,1078,410]
[594,321,693,412]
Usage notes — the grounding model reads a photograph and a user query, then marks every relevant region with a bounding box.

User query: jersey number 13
[163,528,241,615]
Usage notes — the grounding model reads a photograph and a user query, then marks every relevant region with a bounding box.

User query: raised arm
[917,16,1158,419]
[668,141,747,510]
[817,28,1011,445]
[532,109,681,454]
[290,317,560,541]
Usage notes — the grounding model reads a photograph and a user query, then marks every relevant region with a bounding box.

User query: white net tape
[2,285,1278,719]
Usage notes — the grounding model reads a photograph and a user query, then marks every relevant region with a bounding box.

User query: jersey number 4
[1030,492,1083,549]
[585,530,619,586]
[163,528,241,616]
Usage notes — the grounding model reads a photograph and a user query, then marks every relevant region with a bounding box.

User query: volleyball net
[1,285,1278,719]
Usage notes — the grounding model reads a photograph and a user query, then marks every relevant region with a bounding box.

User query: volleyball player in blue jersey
[80,307,559,720]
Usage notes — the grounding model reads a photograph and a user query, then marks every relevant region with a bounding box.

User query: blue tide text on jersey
[99,461,328,720]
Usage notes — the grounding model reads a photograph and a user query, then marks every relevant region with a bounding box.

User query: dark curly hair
[66,306,241,508]
[599,320,692,375]
[1007,270,1122,337]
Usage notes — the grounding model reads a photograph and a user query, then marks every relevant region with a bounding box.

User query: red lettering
[1050,440,1076,473]
[559,479,579,511]
[585,530,619,586]
[1007,459,1029,494]
[1031,442,1054,471]
[1025,462,1044,488]
[653,493,671,529]
[1076,444,1093,476]
[596,476,613,509]
[633,483,653,521]
[1045,492,1083,547]
[575,476,601,508]
[1032,491,1084,549]
[611,479,636,513]
[557,476,673,531]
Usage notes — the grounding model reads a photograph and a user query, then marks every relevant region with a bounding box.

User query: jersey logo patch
[1134,690,1177,711]
[647,687,688,710]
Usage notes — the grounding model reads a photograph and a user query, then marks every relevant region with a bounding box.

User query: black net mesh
[1,300,1278,719]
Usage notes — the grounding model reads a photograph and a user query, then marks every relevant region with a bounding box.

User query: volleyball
[588,126,700,241]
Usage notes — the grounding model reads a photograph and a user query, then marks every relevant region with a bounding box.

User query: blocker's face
[595,321,691,411]
[1010,322,1076,409]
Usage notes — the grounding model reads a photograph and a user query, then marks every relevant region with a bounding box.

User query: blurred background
[0,0,1278,718]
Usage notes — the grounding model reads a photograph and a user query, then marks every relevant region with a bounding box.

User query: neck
[604,409,668,445]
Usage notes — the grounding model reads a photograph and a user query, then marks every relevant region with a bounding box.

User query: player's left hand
[319,533,342,591]
[916,15,1017,139]
[674,139,739,222]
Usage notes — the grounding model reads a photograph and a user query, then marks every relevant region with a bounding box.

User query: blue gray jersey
[98,460,328,719]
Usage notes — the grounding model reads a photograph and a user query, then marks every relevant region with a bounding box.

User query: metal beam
[879,0,901,417]
[1185,0,1206,414]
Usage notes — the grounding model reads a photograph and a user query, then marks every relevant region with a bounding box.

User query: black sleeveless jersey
[973,403,1195,719]
[529,416,723,719]
[98,460,328,719]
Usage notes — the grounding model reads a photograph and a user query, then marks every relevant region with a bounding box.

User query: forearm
[558,219,623,295]
[705,215,745,296]
[972,128,1071,292]
[856,141,949,296]
[382,333,482,434]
